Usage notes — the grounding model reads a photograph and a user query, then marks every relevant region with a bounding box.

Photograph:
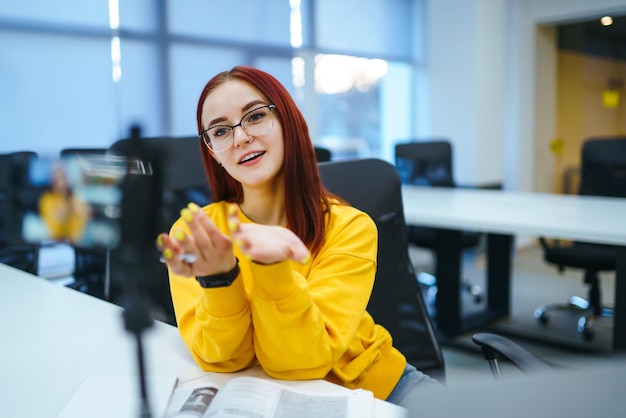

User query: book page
[271,387,372,418]
[204,377,373,418]
[205,377,281,417]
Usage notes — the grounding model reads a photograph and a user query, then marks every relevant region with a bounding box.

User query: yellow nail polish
[156,235,163,247]
[180,208,193,222]
[300,254,311,265]
[174,229,186,242]
[227,204,237,215]
[188,202,200,213]
[228,220,238,231]
[163,248,173,260]
[235,238,245,248]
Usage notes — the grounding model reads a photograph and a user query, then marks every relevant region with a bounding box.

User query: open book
[165,376,374,418]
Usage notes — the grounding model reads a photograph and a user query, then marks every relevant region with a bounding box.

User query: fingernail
[163,248,173,260]
[228,220,238,232]
[156,234,163,247]
[300,254,311,265]
[188,202,200,213]
[173,229,186,242]
[227,204,237,215]
[180,208,193,222]
[235,238,245,248]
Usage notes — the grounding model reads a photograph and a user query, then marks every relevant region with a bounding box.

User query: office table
[0,263,405,418]
[401,186,626,350]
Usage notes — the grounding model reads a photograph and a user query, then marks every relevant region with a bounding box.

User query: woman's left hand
[227,204,311,266]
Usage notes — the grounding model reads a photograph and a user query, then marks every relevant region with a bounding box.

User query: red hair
[196,66,331,254]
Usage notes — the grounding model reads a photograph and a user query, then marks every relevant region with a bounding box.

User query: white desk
[0,263,405,417]
[401,186,626,349]
[402,186,626,245]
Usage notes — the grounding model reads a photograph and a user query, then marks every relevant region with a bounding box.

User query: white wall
[424,0,626,190]
[427,0,507,186]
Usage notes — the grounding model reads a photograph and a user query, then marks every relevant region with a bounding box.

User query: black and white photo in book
[166,376,374,418]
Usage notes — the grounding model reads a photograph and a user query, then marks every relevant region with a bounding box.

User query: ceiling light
[600,16,613,26]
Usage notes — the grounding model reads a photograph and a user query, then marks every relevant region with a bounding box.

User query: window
[295,0,420,160]
[0,0,423,161]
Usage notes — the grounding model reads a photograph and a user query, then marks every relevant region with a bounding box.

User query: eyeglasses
[200,104,277,152]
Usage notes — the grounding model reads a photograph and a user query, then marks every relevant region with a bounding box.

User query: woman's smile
[239,151,266,165]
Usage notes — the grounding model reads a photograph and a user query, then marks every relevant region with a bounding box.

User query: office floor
[408,242,619,388]
[38,241,619,388]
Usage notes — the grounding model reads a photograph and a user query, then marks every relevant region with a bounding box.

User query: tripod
[115,125,165,418]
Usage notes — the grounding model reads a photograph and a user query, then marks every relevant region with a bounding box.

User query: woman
[156,65,435,404]
[39,164,89,242]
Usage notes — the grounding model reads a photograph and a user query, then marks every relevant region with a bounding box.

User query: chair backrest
[395,140,455,187]
[318,158,446,380]
[60,148,109,158]
[579,137,626,198]
[314,146,332,162]
[108,136,213,325]
[0,151,38,244]
[0,151,40,274]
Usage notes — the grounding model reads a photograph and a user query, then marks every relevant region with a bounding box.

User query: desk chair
[318,158,446,380]
[314,146,332,162]
[109,136,212,325]
[60,147,110,157]
[395,140,483,307]
[535,137,626,340]
[0,151,40,274]
[472,333,553,380]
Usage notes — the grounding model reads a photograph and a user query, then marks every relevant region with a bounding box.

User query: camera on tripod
[15,153,127,250]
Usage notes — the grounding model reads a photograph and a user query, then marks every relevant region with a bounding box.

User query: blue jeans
[385,363,442,405]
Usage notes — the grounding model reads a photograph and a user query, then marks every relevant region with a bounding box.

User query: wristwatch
[195,258,240,288]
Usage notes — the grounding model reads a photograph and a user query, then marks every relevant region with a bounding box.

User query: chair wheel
[537,313,549,325]
[469,285,482,304]
[578,317,595,341]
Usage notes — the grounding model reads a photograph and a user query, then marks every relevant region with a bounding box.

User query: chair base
[534,296,614,341]
[417,271,483,309]
[417,271,483,303]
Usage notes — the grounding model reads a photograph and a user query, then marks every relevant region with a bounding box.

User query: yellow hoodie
[168,200,406,400]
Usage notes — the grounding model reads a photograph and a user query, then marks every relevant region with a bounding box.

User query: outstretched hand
[156,202,236,278]
[227,204,311,266]
[156,203,311,279]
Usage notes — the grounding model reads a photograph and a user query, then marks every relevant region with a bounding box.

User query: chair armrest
[472,332,552,375]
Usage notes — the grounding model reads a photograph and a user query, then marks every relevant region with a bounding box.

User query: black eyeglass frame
[199,104,277,152]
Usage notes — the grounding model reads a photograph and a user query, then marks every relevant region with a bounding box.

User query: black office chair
[318,158,446,380]
[394,140,483,306]
[109,136,213,325]
[60,147,110,157]
[317,158,554,384]
[535,137,626,340]
[0,151,40,275]
[314,146,332,162]
[472,332,553,380]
